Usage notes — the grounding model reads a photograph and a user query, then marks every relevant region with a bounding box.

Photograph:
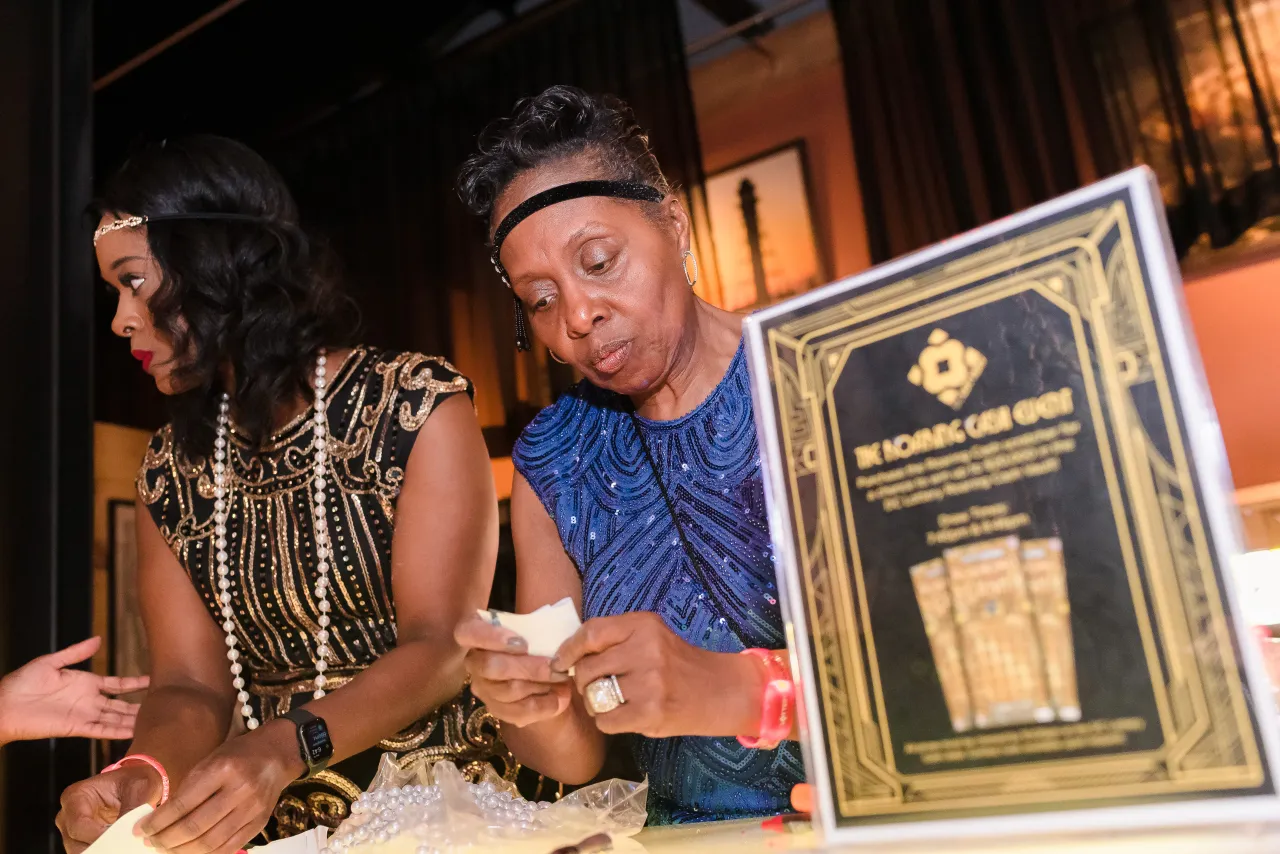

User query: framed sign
[745,167,1280,844]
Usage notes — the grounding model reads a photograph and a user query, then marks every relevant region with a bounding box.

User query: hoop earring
[682,250,699,288]
[548,349,569,365]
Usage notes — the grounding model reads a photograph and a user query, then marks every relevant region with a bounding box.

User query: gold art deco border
[764,200,1264,820]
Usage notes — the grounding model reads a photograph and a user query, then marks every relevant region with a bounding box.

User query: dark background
[5,0,710,848]
[0,1,95,849]
[89,0,707,445]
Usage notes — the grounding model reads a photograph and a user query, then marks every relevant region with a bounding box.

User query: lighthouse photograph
[705,141,825,311]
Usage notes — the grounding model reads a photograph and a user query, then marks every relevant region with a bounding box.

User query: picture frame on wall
[104,498,147,763]
[704,140,826,312]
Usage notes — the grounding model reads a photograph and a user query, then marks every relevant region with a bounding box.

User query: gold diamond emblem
[907,329,987,409]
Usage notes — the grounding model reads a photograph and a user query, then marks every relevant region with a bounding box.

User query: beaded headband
[488,180,665,351]
[93,212,275,246]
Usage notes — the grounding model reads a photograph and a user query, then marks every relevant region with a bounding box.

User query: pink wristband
[737,648,795,750]
[101,753,170,805]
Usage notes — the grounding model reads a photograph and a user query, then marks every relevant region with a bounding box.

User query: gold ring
[585,675,625,714]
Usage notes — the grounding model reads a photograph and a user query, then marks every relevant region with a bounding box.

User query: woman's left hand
[135,721,301,854]
[551,612,763,740]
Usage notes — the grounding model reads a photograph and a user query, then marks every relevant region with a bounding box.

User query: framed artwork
[705,140,825,311]
[99,499,147,765]
[107,499,149,688]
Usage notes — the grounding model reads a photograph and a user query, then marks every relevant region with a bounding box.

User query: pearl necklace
[213,351,332,731]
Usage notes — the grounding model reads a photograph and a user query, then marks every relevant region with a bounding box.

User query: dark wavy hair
[95,135,357,457]
[456,85,671,229]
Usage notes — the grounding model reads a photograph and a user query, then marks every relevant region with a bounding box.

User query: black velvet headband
[488,180,665,352]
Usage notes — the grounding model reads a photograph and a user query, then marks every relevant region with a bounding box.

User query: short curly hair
[456,85,671,232]
[96,135,357,456]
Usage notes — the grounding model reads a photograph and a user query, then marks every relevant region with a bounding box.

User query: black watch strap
[281,707,316,727]
[281,707,332,778]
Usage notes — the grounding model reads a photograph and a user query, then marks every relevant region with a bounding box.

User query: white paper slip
[80,803,324,854]
[252,826,327,853]
[82,804,153,854]
[479,597,582,658]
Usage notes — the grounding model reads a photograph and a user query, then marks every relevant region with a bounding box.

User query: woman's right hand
[455,615,573,728]
[55,764,162,854]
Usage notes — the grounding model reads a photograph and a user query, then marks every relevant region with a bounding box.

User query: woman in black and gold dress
[57,136,515,854]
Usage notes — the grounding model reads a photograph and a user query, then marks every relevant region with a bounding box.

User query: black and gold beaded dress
[137,347,524,839]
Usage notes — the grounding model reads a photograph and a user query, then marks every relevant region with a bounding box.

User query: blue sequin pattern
[513,342,804,824]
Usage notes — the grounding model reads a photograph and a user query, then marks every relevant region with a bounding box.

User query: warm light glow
[1234,549,1280,625]
[706,146,821,311]
[491,456,514,502]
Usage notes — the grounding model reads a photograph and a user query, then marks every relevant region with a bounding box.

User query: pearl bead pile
[213,351,333,731]
[323,781,553,853]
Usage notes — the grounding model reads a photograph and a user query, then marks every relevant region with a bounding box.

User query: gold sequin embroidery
[133,347,473,677]
[396,354,471,432]
[136,347,502,837]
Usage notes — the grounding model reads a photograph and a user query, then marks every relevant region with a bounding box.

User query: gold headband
[93,212,276,246]
[93,215,147,246]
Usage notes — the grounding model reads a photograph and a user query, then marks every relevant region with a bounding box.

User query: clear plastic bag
[323,755,647,854]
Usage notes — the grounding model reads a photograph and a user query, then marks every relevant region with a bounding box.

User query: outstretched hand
[0,636,149,743]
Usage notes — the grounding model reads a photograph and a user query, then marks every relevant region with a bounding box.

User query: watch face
[299,718,333,765]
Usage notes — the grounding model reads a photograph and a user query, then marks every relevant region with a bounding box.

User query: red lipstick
[132,350,154,372]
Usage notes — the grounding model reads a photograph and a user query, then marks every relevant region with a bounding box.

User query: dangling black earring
[513,296,531,352]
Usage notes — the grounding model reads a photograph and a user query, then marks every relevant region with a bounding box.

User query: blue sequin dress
[513,340,805,824]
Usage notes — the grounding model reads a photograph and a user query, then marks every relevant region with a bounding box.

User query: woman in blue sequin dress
[453,86,805,824]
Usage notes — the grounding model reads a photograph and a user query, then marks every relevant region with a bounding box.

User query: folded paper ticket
[256,826,328,853]
[82,805,152,854]
[83,804,326,854]
[479,597,582,658]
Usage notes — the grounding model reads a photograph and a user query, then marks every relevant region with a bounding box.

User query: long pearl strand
[213,350,331,732]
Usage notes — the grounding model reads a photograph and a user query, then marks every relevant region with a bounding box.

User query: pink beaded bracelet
[737,648,795,750]
[101,753,170,805]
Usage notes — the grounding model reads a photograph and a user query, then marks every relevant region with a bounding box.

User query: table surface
[630,818,1280,853]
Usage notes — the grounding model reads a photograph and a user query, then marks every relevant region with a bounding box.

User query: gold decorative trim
[307,770,364,801]
[396,354,471,432]
[136,425,172,506]
[130,348,473,677]
[250,673,359,719]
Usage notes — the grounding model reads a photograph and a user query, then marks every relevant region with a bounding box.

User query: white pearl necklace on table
[213,350,332,731]
[326,781,555,852]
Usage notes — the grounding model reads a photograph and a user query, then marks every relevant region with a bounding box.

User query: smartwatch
[281,707,333,779]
